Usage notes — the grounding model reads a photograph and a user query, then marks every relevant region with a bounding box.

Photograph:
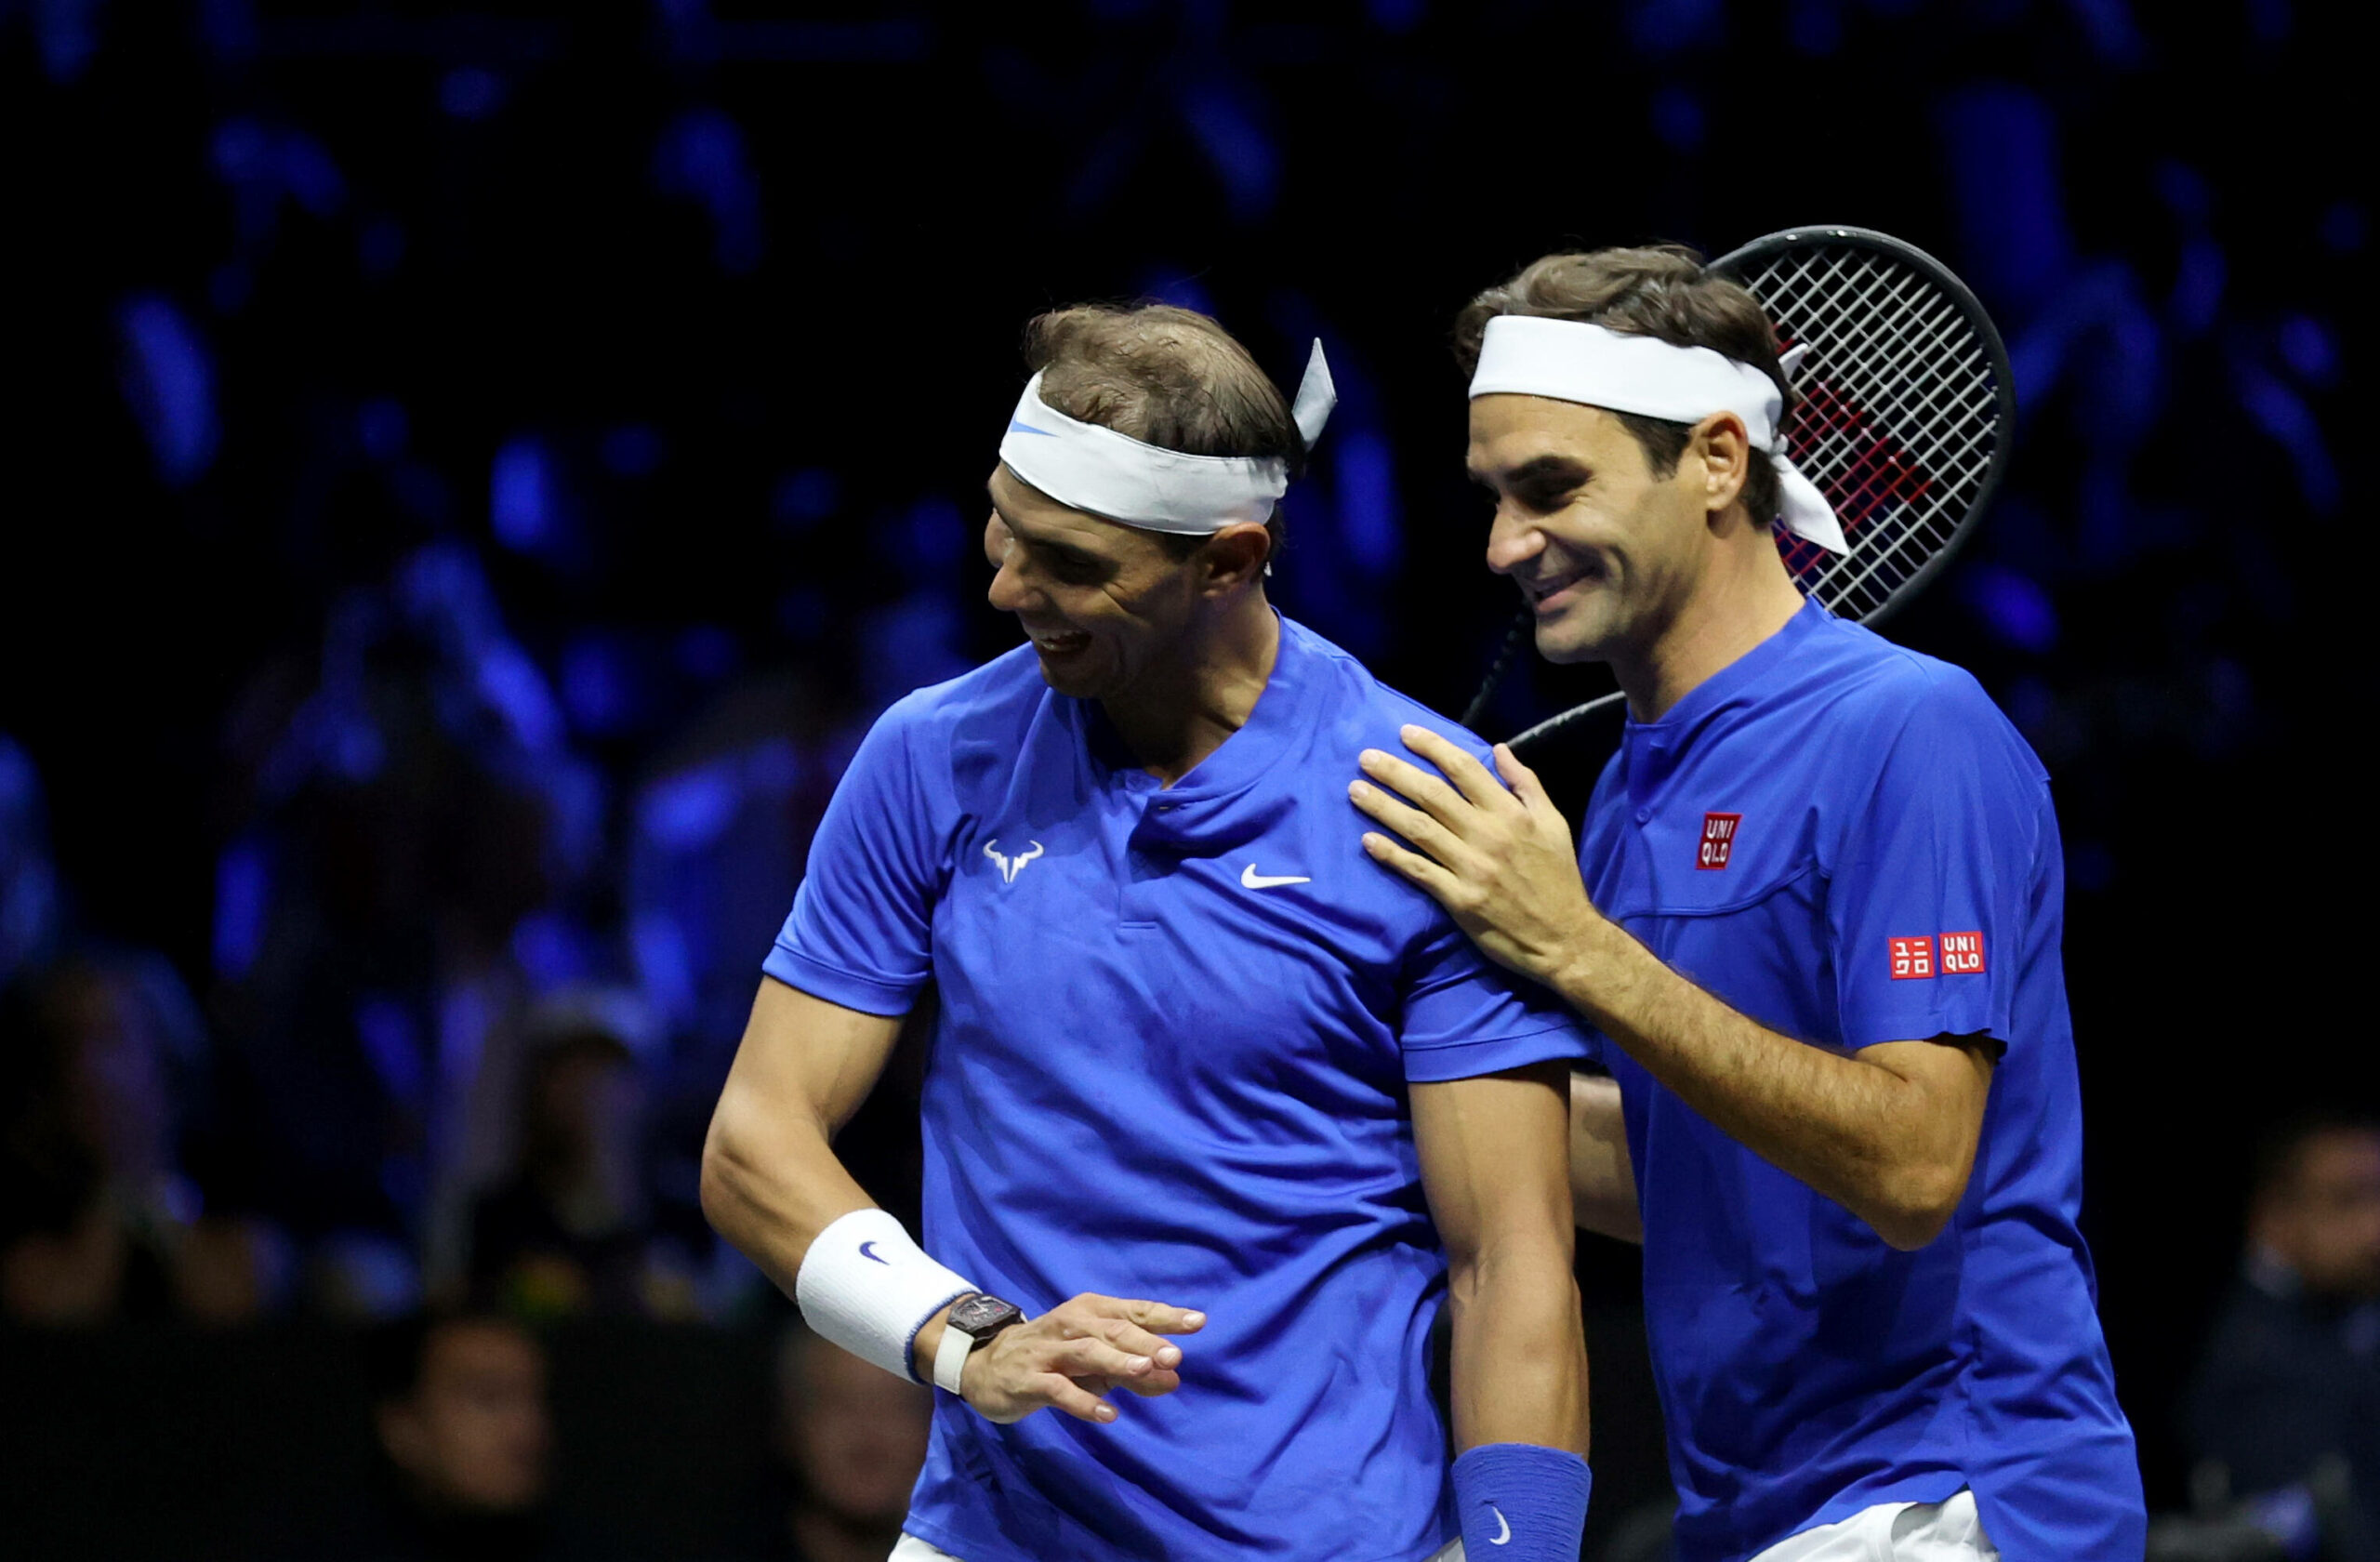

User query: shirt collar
[1072,612,1329,805]
[1626,594,1831,749]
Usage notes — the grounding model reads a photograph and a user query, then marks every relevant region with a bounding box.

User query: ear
[1691,411,1753,523]
[1197,522,1274,595]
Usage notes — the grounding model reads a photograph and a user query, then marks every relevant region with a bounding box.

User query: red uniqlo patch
[1698,812,1740,870]
[1939,931,1987,974]
[1889,935,1936,980]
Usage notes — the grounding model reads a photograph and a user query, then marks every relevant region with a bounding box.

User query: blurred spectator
[0,953,286,1325]
[757,1324,932,1562]
[368,1310,555,1561]
[0,735,61,986]
[463,996,698,1319]
[2184,1114,2380,1560]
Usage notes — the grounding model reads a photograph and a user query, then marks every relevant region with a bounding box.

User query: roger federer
[704,303,1593,1561]
[1349,249,2145,1560]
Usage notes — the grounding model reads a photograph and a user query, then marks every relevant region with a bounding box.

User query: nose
[984,520,1036,615]
[1484,501,1547,576]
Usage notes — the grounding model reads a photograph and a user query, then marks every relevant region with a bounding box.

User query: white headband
[997,340,1338,536]
[1468,315,1848,555]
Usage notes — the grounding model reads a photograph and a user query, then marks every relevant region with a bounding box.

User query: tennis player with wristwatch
[703,300,1595,1562]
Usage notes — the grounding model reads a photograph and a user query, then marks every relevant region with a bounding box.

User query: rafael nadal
[1349,249,2146,1561]
[704,302,1594,1561]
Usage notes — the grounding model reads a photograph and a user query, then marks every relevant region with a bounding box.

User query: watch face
[949,1294,1021,1337]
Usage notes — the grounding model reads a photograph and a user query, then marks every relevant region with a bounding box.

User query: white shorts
[1748,1489,2000,1562]
[892,1534,1467,1561]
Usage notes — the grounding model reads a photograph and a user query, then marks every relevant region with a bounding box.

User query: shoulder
[1287,618,1496,766]
[867,642,1048,744]
[1794,616,2043,783]
[840,645,1052,808]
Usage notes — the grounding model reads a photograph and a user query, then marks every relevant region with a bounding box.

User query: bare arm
[1353,727,1994,1252]
[1412,1061,1590,1455]
[699,976,902,1293]
[703,977,1203,1420]
[1568,1071,1641,1244]
[1548,920,1995,1251]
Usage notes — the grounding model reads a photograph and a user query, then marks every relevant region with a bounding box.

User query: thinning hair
[1454,245,1791,523]
[1023,302,1300,558]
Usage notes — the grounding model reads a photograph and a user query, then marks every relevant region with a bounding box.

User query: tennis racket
[1461,226,2016,754]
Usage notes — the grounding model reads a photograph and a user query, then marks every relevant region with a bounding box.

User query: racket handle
[1460,609,1534,732]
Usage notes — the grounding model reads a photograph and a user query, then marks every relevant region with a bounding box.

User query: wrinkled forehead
[1464,392,1642,482]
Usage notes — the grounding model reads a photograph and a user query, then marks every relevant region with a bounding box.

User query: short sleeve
[1397,920,1592,1083]
[1830,677,2044,1052]
[762,701,945,1015]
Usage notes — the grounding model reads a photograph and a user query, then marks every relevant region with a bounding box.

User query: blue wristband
[1451,1443,1592,1560]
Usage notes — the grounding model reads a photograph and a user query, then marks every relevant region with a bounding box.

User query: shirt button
[1634,808,1651,824]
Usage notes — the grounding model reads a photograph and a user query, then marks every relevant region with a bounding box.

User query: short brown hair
[1454,245,1789,525]
[1023,302,1301,559]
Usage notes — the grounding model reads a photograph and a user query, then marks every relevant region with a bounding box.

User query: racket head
[1505,226,2016,756]
[1710,225,2016,630]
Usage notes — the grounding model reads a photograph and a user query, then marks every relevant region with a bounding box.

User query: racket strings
[1749,247,2002,622]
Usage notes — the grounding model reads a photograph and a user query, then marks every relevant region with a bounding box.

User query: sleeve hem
[762,945,921,1018]
[1836,1013,2012,1052]
[1402,1022,1591,1083]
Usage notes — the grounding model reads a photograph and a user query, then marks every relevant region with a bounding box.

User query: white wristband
[794,1209,975,1384]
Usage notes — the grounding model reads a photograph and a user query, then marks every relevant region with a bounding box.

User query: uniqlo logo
[1939,931,1987,974]
[1698,812,1740,870]
[1889,935,1936,980]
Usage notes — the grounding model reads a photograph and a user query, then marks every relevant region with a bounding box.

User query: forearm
[699,1080,876,1296]
[1550,920,1964,1249]
[1448,1241,1590,1455]
[1568,1071,1641,1244]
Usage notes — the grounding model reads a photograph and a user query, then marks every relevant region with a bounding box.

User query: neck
[1613,524,1806,721]
[1101,590,1278,786]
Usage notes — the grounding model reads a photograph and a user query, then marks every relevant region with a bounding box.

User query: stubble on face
[983,465,1197,704]
[1466,395,1708,668]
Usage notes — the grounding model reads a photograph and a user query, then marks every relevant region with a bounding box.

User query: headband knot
[998,341,1336,536]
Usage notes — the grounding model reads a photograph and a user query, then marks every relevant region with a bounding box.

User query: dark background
[0,0,2366,1555]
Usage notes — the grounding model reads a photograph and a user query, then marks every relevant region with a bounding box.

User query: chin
[1531,609,1615,667]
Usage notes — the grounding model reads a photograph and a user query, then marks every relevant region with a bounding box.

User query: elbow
[1865,1161,1968,1251]
[697,1112,754,1240]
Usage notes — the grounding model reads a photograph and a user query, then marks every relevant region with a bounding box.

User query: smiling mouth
[1525,560,1606,608]
[1028,629,1091,654]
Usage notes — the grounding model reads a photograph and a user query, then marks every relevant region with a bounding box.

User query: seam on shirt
[1399,1018,1581,1052]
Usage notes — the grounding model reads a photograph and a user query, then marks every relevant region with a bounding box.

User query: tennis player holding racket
[1348,247,2145,1561]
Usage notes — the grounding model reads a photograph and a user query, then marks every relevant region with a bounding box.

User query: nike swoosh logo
[1241,865,1312,890]
[858,1241,889,1264]
[1489,1503,1512,1545]
[1005,418,1055,436]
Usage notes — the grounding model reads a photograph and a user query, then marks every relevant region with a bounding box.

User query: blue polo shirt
[766,615,1588,1562]
[1576,600,2143,1561]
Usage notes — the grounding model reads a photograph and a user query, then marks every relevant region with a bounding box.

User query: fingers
[1112,1298,1206,1335]
[1355,747,1470,826]
[1348,777,1463,864]
[1049,1334,1170,1383]
[1360,831,1462,906]
[1038,1374,1118,1423]
[1493,743,1552,811]
[1396,725,1511,809]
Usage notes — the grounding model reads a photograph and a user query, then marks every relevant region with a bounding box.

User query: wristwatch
[932,1293,1025,1393]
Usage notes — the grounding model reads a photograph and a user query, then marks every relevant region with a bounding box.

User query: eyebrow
[1470,454,1593,490]
[985,482,1102,565]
